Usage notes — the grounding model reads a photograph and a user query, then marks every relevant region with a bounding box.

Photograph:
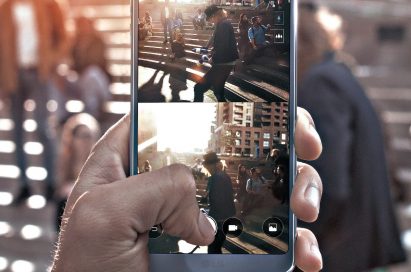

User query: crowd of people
[190,149,289,253]
[155,3,284,102]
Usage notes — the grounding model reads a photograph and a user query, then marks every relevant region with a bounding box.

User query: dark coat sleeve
[299,74,353,203]
[212,22,238,63]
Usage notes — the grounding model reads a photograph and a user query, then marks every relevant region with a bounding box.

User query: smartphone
[130,0,297,271]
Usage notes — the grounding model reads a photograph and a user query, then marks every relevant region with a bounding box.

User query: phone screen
[133,0,293,255]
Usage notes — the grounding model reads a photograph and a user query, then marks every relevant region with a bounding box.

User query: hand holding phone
[51,110,323,272]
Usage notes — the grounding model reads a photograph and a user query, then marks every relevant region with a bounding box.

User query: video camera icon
[228,225,238,232]
[223,218,243,238]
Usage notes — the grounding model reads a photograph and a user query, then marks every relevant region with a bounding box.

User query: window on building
[235,139,241,146]
[246,123,251,127]
[263,133,270,139]
[246,115,251,121]
[235,130,241,138]
[254,132,260,139]
[245,131,251,138]
[274,122,280,127]
[245,139,251,146]
[263,141,269,148]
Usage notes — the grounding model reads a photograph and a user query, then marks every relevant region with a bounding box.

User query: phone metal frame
[130,1,297,271]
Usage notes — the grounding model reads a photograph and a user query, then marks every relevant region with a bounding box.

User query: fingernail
[310,243,323,269]
[305,185,320,213]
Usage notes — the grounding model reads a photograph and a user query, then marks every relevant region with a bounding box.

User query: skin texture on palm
[52,108,323,272]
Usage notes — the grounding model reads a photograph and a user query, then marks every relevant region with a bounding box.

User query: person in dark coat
[193,5,239,102]
[202,152,236,254]
[297,3,406,271]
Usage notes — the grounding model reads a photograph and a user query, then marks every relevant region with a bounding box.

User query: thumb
[109,164,216,246]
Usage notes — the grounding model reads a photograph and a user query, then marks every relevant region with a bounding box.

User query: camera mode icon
[223,217,243,238]
[263,217,284,238]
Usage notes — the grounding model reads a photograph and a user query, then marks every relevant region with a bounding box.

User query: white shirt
[13,1,39,68]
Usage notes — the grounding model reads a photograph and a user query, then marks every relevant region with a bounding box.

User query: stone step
[137,58,265,102]
[244,64,289,88]
[386,123,411,138]
[229,71,288,102]
[367,87,411,101]
[372,99,411,112]
[138,44,204,61]
[136,47,288,102]
[391,152,411,169]
[102,32,131,45]
[145,34,210,44]
[70,4,130,18]
[142,40,209,51]
[109,63,131,77]
[151,27,213,35]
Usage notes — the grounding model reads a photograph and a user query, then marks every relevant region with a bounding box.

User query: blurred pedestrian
[170,32,186,61]
[236,163,250,215]
[161,0,173,44]
[142,160,152,173]
[0,0,67,203]
[244,16,271,64]
[143,11,153,38]
[71,16,111,120]
[55,113,100,232]
[237,13,251,60]
[192,8,206,30]
[297,3,406,271]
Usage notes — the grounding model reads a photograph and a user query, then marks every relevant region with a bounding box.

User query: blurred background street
[0,0,411,271]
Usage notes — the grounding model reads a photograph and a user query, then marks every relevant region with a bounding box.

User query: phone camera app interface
[135,0,291,255]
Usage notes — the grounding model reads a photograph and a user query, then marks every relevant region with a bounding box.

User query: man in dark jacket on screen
[194,5,239,102]
[202,152,236,254]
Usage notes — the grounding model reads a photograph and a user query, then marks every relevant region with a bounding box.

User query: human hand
[52,107,323,272]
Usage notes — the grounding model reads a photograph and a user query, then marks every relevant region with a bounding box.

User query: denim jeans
[11,69,55,187]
